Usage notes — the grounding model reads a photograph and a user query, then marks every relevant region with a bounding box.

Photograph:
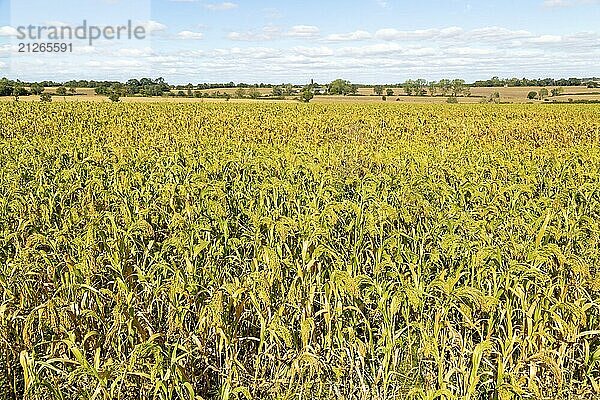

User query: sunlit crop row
[1,102,599,399]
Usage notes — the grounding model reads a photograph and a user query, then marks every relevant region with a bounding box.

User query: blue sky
[1,0,599,84]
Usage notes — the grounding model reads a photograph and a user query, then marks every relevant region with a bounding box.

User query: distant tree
[12,86,29,101]
[539,88,549,100]
[95,86,110,95]
[489,91,501,103]
[382,96,386,101]
[272,86,283,97]
[30,84,44,95]
[300,86,314,102]
[40,93,52,102]
[283,84,294,96]
[235,88,247,98]
[177,90,186,97]
[414,79,427,96]
[56,86,67,96]
[68,87,77,95]
[373,85,384,95]
[403,80,415,96]
[108,92,120,102]
[451,79,468,97]
[527,91,538,100]
[438,79,452,96]
[328,79,354,95]
[551,87,564,97]
[248,88,261,99]
[0,82,13,97]
[490,76,502,87]
[386,88,394,96]
[428,81,437,96]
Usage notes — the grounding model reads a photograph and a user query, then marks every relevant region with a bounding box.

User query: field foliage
[1,103,600,399]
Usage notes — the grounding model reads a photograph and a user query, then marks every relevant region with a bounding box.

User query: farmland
[2,85,600,104]
[1,102,600,399]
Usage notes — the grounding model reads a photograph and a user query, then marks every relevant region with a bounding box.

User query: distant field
[3,85,599,103]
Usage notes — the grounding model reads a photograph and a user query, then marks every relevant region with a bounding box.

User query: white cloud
[114,47,155,56]
[375,28,441,40]
[227,26,280,41]
[0,26,19,37]
[291,46,334,57]
[444,47,497,56]
[286,25,320,38]
[177,30,204,39]
[527,34,562,43]
[324,30,372,42]
[439,27,464,37]
[466,27,532,41]
[228,31,271,41]
[140,20,168,33]
[0,44,10,52]
[4,20,600,84]
[227,25,320,41]
[205,2,238,10]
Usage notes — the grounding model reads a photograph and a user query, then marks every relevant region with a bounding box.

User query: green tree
[108,92,120,102]
[40,93,52,102]
[415,79,427,96]
[489,91,500,103]
[248,88,261,99]
[403,80,415,96]
[451,79,468,97]
[283,84,294,96]
[30,84,44,95]
[12,86,29,101]
[272,86,283,97]
[539,88,549,100]
[386,88,394,96]
[235,88,247,98]
[373,85,384,95]
[328,79,353,95]
[300,87,314,102]
[438,79,452,96]
[551,87,564,97]
[527,91,538,100]
[56,86,67,96]
[428,81,437,96]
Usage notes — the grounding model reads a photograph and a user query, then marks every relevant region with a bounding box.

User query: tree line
[373,79,470,97]
[472,76,599,88]
[1,75,598,102]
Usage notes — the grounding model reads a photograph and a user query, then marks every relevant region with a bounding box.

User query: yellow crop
[1,102,599,399]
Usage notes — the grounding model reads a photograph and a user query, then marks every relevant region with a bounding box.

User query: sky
[0,0,599,84]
